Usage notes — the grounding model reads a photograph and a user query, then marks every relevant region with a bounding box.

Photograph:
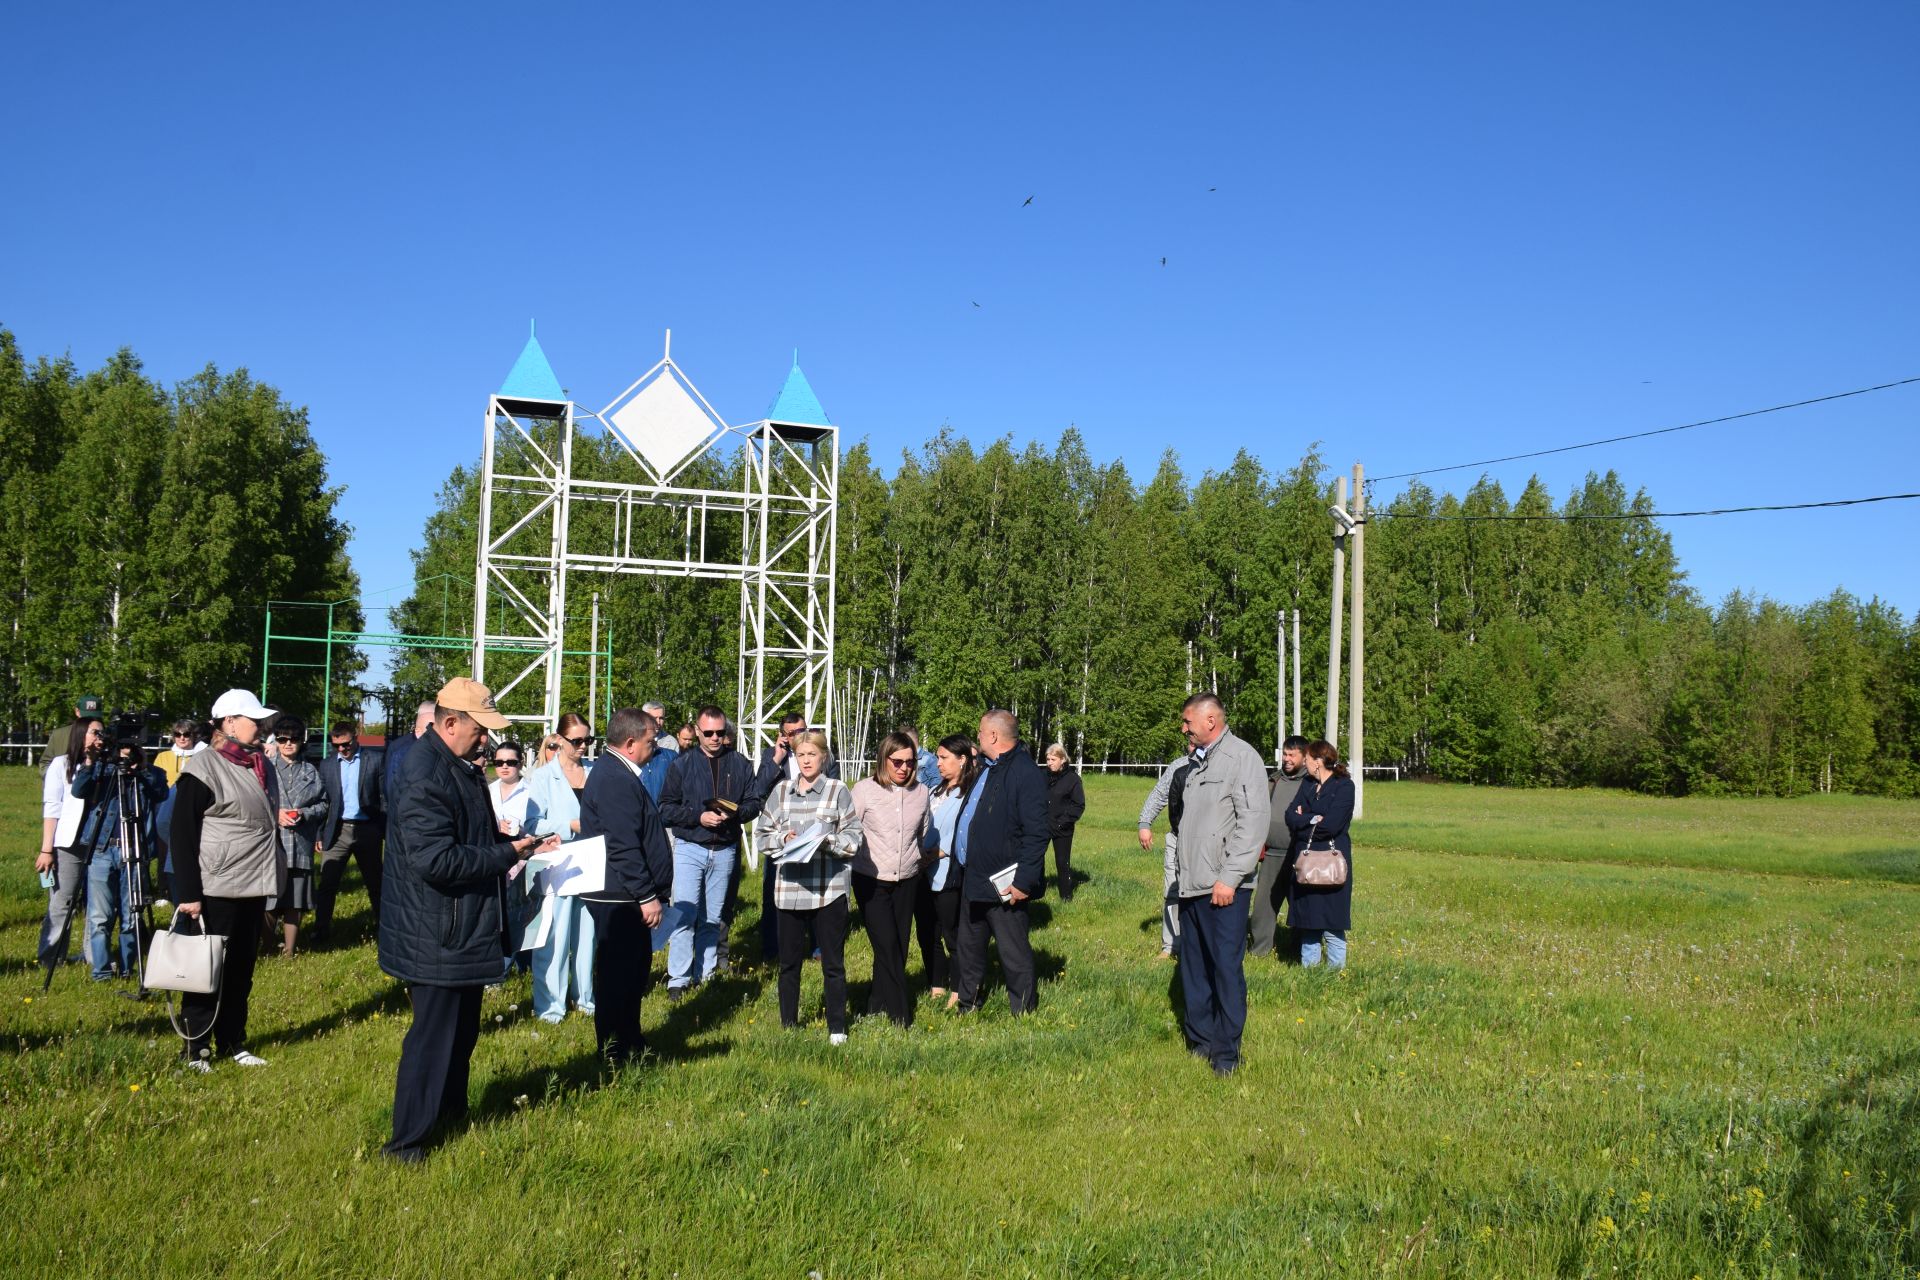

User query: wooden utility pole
[1349,464,1365,819]
[1325,476,1347,745]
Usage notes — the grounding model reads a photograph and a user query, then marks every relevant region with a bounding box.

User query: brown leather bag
[1294,839,1348,888]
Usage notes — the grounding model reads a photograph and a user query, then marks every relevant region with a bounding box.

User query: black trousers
[585,898,653,1064]
[314,819,383,933]
[180,896,265,1061]
[853,872,918,1026]
[759,855,780,960]
[386,983,483,1156]
[953,897,1036,1014]
[1049,829,1076,899]
[776,896,849,1033]
[912,872,959,990]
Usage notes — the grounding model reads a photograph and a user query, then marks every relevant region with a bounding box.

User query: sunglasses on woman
[564,735,594,748]
[887,754,915,769]
[493,756,521,768]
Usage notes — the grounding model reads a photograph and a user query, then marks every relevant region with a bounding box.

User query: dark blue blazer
[317,746,386,849]
[957,742,1050,903]
[580,754,673,904]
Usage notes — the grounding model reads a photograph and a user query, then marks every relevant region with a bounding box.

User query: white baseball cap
[210,688,274,720]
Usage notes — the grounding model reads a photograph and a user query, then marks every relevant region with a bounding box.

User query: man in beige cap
[379,677,557,1162]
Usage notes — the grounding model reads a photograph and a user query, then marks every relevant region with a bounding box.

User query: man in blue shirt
[316,720,387,940]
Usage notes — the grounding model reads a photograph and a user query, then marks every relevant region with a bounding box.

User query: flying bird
[1022,195,1034,207]
[972,301,981,308]
[1208,187,1217,192]
[1160,257,1167,266]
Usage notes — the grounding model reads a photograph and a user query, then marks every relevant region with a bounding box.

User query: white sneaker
[828,1033,848,1046]
[231,1051,269,1067]
[184,1058,212,1074]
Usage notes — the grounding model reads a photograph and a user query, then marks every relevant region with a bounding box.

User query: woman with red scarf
[170,689,284,1073]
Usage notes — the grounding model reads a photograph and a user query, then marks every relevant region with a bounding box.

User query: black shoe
[1212,1061,1238,1078]
[667,986,689,1005]
[380,1144,427,1165]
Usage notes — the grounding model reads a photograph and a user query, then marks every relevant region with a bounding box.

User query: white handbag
[147,908,227,1044]
[146,907,226,995]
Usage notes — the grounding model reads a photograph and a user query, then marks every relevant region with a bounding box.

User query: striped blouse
[755,775,863,911]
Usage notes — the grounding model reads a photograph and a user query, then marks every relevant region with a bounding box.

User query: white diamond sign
[607,372,722,477]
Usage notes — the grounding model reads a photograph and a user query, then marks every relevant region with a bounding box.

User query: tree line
[0,330,362,742]
[392,421,1919,797]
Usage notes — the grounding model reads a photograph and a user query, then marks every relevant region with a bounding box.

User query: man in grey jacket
[1249,735,1312,959]
[1170,693,1271,1076]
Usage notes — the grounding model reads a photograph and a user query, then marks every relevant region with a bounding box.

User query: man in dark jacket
[313,721,386,939]
[578,707,674,1064]
[378,679,556,1163]
[657,705,770,995]
[950,709,1049,1014]
[1249,735,1311,959]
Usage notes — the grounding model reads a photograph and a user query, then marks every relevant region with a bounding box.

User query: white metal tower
[470,328,839,756]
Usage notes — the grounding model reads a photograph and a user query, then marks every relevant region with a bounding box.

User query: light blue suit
[524,759,595,1021]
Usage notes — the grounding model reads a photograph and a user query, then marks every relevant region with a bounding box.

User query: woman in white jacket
[34,719,99,973]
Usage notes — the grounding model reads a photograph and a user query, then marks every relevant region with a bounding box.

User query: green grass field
[2,770,1916,1278]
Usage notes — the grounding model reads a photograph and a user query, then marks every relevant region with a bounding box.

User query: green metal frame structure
[260,591,612,734]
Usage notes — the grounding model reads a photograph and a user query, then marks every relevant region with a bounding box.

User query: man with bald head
[1170,692,1271,1076]
[950,708,1050,1014]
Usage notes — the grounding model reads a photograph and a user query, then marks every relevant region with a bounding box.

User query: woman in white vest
[169,689,283,1073]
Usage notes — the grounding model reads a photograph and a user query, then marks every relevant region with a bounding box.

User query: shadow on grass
[1845,847,1920,884]
[260,984,403,1052]
[305,900,378,953]
[1786,1046,1920,1269]
[653,967,765,1054]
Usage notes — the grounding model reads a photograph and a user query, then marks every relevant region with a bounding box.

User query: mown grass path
[2,772,1915,1277]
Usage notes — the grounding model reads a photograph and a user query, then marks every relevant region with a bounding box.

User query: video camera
[105,708,161,757]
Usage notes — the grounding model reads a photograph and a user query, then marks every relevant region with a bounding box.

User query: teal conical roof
[764,354,830,426]
[500,321,565,402]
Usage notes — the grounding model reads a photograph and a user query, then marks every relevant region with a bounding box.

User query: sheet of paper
[538,835,607,897]
[776,821,829,865]
[649,902,682,950]
[523,894,555,952]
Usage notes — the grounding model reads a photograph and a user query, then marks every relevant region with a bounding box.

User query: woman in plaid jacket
[754,731,864,1044]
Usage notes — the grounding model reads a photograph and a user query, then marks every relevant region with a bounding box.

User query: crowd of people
[30,678,1359,1155]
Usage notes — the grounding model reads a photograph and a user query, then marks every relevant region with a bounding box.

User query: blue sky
[6,3,1916,671]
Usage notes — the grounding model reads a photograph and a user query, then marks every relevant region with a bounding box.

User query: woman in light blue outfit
[913,734,978,1011]
[523,715,595,1022]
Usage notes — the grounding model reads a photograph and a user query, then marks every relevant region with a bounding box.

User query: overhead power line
[1368,492,1920,522]
[1373,376,1920,483]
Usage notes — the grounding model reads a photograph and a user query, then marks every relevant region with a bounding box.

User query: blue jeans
[532,894,596,1020]
[85,848,136,980]
[669,836,735,988]
[1298,929,1347,969]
